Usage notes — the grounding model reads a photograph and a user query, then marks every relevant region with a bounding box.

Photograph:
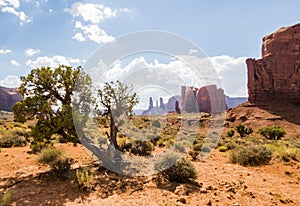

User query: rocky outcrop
[0,86,23,112]
[166,95,181,111]
[247,23,300,104]
[181,85,227,113]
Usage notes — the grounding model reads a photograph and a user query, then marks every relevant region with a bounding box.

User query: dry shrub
[230,145,272,166]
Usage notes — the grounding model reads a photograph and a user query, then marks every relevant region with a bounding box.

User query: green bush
[236,124,253,137]
[230,145,272,166]
[37,147,62,164]
[0,136,27,148]
[188,150,200,160]
[50,158,73,178]
[1,189,13,206]
[218,146,228,152]
[76,167,94,191]
[154,154,197,182]
[258,126,286,140]
[130,140,154,156]
[151,120,161,128]
[265,144,300,162]
[227,129,235,137]
[192,143,203,151]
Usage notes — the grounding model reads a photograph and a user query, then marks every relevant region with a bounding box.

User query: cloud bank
[65,2,129,44]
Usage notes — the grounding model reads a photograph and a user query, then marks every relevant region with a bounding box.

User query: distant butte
[246,23,300,104]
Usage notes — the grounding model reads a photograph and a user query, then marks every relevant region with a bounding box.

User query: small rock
[232,203,239,206]
[200,188,208,193]
[177,197,186,204]
[206,199,212,206]
[174,185,189,196]
[206,185,214,190]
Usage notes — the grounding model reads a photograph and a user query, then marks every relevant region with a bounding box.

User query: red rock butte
[246,23,300,104]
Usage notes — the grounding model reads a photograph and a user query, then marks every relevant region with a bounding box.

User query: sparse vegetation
[1,189,13,206]
[218,146,228,152]
[235,124,253,137]
[0,136,26,148]
[38,147,63,164]
[258,126,286,140]
[76,167,94,191]
[154,153,197,182]
[265,144,300,162]
[230,145,272,166]
[227,129,235,137]
[50,158,73,178]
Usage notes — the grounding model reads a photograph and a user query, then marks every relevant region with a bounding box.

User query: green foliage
[76,167,94,191]
[151,120,161,128]
[1,189,13,206]
[218,146,228,152]
[227,129,235,137]
[96,81,139,149]
[265,144,300,162]
[230,145,272,166]
[0,136,26,148]
[188,150,200,160]
[38,147,62,164]
[131,140,154,156]
[235,124,253,137]
[258,126,286,140]
[154,154,197,182]
[192,143,203,151]
[97,80,139,118]
[50,158,73,178]
[13,65,92,150]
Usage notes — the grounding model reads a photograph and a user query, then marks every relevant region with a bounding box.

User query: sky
[1,0,300,99]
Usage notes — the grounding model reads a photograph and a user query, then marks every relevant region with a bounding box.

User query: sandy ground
[0,143,299,206]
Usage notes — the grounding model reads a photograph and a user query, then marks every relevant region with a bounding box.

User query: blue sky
[1,0,300,97]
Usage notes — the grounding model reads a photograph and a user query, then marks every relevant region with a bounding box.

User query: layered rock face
[0,86,23,112]
[247,23,300,104]
[181,85,227,113]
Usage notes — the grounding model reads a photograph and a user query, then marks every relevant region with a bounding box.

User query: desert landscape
[0,14,300,206]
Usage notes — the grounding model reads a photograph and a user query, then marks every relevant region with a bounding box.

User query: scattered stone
[177,197,187,204]
[174,185,189,196]
[200,188,208,193]
[206,185,214,191]
[206,199,212,206]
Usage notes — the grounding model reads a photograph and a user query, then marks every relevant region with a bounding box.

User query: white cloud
[210,55,248,97]
[26,55,85,68]
[0,0,20,8]
[64,2,117,24]
[65,2,129,44]
[10,59,20,66]
[74,22,114,43]
[0,75,21,88]
[90,55,248,99]
[72,32,86,42]
[1,6,31,25]
[25,48,40,56]
[0,49,12,54]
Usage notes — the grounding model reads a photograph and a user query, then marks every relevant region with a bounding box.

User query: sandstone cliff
[181,85,227,113]
[247,23,300,104]
[0,86,23,112]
